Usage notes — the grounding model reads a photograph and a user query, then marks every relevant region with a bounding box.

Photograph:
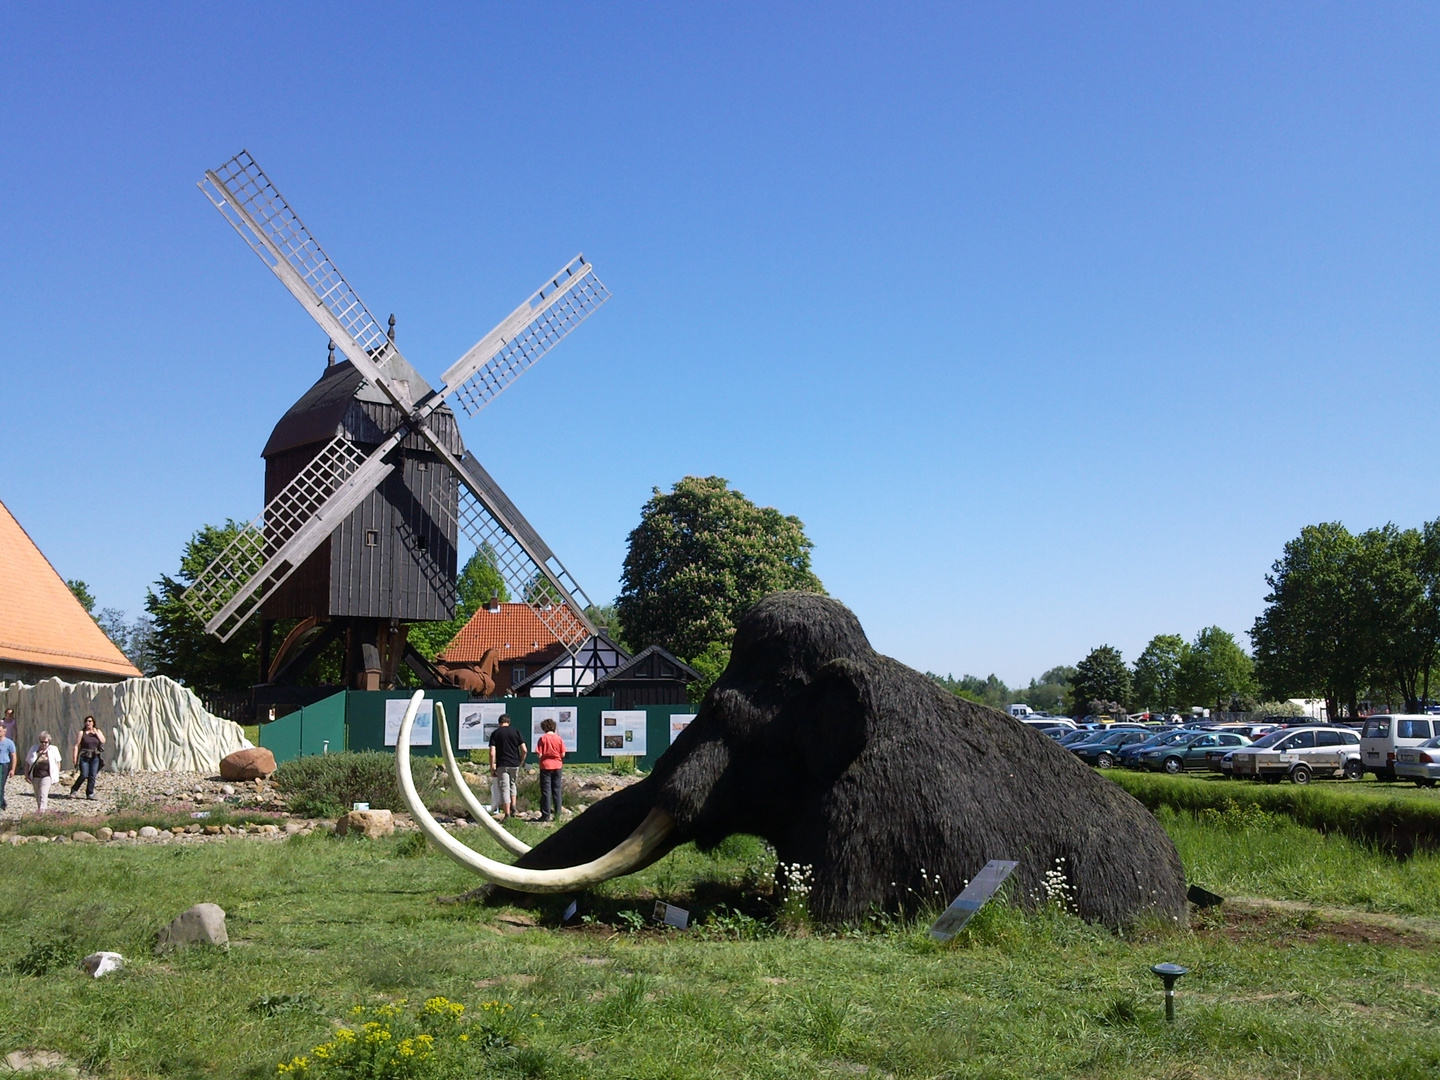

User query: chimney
[487,594,500,612]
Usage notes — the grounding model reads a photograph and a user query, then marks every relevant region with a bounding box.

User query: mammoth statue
[433,648,503,696]
[396,592,1188,928]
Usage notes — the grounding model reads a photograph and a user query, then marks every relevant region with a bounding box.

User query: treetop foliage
[616,476,824,666]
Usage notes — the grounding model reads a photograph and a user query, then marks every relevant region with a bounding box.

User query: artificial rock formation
[0,676,251,773]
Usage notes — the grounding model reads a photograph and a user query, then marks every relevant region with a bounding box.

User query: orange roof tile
[0,497,142,680]
[439,602,567,667]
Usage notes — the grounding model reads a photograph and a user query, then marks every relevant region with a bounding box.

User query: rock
[53,834,71,844]
[72,831,98,843]
[283,822,305,835]
[5,1050,68,1072]
[219,747,277,782]
[139,826,159,839]
[156,903,228,952]
[335,809,394,839]
[97,827,113,841]
[258,824,280,835]
[80,951,125,978]
[185,824,203,834]
[221,784,236,796]
[170,826,187,836]
[203,825,221,835]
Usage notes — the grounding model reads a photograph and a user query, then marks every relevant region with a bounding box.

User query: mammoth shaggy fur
[514,592,1188,927]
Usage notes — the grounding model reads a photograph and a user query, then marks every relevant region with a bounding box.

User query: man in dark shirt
[488,715,527,820]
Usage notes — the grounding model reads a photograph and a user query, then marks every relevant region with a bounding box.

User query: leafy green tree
[1351,524,1440,712]
[928,673,1011,709]
[66,579,97,614]
[1177,626,1257,713]
[1253,523,1370,721]
[1132,634,1185,714]
[616,476,824,671]
[1012,665,1074,713]
[406,545,509,661]
[1066,646,1131,717]
[146,522,265,693]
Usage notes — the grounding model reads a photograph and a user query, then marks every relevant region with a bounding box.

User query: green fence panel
[259,712,302,764]
[300,691,348,757]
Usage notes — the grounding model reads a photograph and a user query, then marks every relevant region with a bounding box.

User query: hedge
[1106,771,1440,855]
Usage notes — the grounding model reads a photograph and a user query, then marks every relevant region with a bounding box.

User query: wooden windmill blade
[185,150,608,651]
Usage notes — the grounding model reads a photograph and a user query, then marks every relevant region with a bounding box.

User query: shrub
[274,752,447,819]
[16,933,78,976]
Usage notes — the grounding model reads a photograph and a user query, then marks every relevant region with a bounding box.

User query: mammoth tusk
[432,703,531,856]
[395,691,674,893]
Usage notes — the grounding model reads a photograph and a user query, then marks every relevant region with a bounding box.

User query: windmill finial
[387,314,396,342]
[327,339,335,367]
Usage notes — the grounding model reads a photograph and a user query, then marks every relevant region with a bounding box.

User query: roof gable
[583,644,701,695]
[439,601,569,666]
[0,498,142,680]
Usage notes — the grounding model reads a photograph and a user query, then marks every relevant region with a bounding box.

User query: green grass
[2,816,1439,1079]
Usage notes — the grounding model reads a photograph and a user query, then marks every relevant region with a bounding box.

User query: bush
[1107,771,1440,854]
[274,752,448,819]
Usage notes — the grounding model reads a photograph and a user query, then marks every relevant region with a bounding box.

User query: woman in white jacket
[25,731,62,813]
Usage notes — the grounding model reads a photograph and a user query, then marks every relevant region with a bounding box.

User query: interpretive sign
[600,710,647,757]
[457,702,507,750]
[653,901,690,930]
[385,698,433,746]
[669,713,697,745]
[531,706,579,753]
[928,859,1020,942]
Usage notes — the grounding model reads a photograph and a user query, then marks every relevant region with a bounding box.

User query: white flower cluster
[777,861,814,901]
[1037,856,1072,908]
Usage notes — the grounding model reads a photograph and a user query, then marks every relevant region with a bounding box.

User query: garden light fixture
[1150,963,1188,1022]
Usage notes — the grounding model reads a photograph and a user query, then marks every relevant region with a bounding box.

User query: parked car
[1231,726,1362,784]
[1058,729,1096,747]
[1139,731,1252,774]
[1116,729,1191,769]
[1394,735,1440,788]
[1359,714,1439,781]
[1070,728,1151,768]
[1021,717,1077,733]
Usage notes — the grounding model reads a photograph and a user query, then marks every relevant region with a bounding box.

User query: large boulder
[335,809,395,839]
[220,747,276,781]
[156,903,228,952]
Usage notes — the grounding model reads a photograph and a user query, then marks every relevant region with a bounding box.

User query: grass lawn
[2,812,1440,1079]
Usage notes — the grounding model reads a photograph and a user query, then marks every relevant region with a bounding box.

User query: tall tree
[1177,626,1257,713]
[616,476,824,667]
[405,545,509,661]
[1012,665,1075,713]
[1067,646,1131,717]
[1253,523,1370,720]
[929,673,1011,709]
[66,579,97,614]
[1132,634,1185,713]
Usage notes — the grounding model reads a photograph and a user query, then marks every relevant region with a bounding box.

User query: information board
[600,710,647,757]
[457,703,507,750]
[669,713,697,745]
[384,698,433,747]
[531,705,579,753]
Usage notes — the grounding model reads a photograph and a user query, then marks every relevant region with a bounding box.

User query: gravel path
[0,769,277,823]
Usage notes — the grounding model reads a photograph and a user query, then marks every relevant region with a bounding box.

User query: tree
[1253,523,1371,720]
[146,521,269,693]
[66,579,97,614]
[405,545,509,661]
[1067,646,1131,717]
[616,476,824,668]
[1132,634,1185,714]
[928,672,1010,709]
[1012,665,1074,713]
[66,578,153,672]
[1177,626,1257,713]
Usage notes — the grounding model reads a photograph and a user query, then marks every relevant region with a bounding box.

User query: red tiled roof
[0,497,143,680]
[439,602,567,667]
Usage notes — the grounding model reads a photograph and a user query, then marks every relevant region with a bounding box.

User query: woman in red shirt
[535,717,566,822]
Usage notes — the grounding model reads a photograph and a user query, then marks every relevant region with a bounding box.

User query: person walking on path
[0,725,15,811]
[488,714,527,821]
[535,717,566,822]
[25,732,61,814]
[69,716,106,800]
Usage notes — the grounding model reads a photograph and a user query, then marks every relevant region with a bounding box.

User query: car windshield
[1249,730,1290,749]
[1059,730,1091,746]
[1363,718,1391,739]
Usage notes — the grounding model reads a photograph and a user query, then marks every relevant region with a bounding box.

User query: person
[25,731,61,814]
[1,708,15,742]
[535,717,566,822]
[0,722,15,811]
[487,714,527,820]
[70,716,106,800]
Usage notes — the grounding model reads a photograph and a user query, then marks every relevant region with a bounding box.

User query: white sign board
[531,706,579,753]
[457,703,507,750]
[653,900,690,930]
[384,698,433,747]
[600,710,647,757]
[669,713,697,745]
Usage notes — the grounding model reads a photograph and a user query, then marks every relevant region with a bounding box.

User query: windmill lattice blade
[443,256,610,417]
[453,485,594,652]
[200,151,395,371]
[183,436,393,640]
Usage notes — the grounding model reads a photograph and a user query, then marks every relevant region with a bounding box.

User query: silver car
[1394,735,1440,788]
[1231,726,1362,784]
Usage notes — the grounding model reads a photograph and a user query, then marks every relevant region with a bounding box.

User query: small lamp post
[1150,963,1188,1022]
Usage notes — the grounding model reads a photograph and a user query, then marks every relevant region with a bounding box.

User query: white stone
[156,903,228,951]
[80,951,125,978]
[138,826,159,838]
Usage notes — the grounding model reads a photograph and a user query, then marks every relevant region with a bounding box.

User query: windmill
[184,151,610,703]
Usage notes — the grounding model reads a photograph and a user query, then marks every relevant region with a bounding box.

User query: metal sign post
[928,860,1020,942]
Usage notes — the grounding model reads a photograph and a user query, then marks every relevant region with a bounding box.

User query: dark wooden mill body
[256,346,463,701]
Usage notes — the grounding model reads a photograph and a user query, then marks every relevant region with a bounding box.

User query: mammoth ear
[793,657,870,783]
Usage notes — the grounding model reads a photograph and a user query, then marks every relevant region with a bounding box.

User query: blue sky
[2,3,1437,685]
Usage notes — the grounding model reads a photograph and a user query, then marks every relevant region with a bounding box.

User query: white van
[1359,714,1438,780]
[1008,704,1034,719]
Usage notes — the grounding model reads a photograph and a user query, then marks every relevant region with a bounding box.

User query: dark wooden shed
[582,645,700,709]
